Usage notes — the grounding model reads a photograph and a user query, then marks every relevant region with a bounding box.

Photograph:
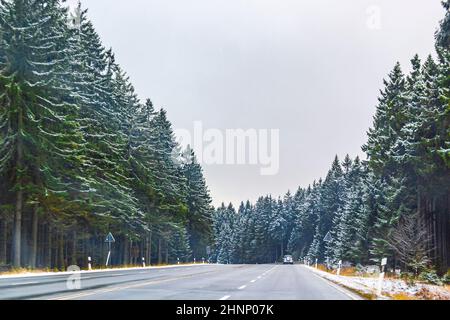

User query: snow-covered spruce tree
[232,201,253,264]
[168,225,192,263]
[287,187,311,259]
[237,201,258,264]
[436,0,450,49]
[363,63,410,264]
[320,156,346,262]
[0,0,88,267]
[332,157,370,264]
[181,146,213,260]
[268,198,287,261]
[363,62,408,176]
[281,190,297,255]
[64,3,150,267]
[147,108,188,262]
[302,180,324,261]
[213,203,236,264]
[127,98,160,262]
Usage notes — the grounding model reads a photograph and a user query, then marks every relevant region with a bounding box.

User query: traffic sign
[105,232,115,267]
[105,232,115,243]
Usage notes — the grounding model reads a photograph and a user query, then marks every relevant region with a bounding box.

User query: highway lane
[0,264,359,300]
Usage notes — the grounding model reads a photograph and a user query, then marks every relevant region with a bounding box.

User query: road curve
[0,264,359,300]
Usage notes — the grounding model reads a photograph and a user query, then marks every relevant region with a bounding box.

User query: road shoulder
[302,265,366,300]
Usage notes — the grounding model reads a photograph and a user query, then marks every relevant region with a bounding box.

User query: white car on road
[283,255,294,265]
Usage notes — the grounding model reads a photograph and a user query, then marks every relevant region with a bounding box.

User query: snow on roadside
[304,265,450,300]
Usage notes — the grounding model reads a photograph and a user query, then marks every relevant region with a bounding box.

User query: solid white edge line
[11,281,38,286]
[305,268,361,300]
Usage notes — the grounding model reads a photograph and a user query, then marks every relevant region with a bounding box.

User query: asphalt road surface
[0,264,360,300]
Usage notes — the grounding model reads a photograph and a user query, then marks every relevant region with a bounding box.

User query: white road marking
[11,281,38,286]
[250,280,256,283]
[306,268,361,300]
[238,285,247,290]
[0,263,208,280]
[219,295,231,300]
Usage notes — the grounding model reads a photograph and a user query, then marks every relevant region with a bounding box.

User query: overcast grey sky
[67,0,445,207]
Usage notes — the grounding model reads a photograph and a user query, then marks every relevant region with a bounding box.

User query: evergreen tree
[0,0,87,267]
[436,0,450,49]
[181,146,213,260]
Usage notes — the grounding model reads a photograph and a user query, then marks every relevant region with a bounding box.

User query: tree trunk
[30,205,39,268]
[281,242,284,260]
[123,237,129,265]
[71,230,77,266]
[0,220,7,264]
[13,187,23,268]
[46,224,52,269]
[164,239,168,264]
[158,238,162,265]
[58,231,64,270]
[13,104,24,268]
[146,230,152,265]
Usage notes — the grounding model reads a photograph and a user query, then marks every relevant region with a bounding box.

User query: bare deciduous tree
[388,212,433,275]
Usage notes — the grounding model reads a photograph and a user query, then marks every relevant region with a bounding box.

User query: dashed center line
[238,285,247,290]
[219,295,231,300]
[250,280,256,283]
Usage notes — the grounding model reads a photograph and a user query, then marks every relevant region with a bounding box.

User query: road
[0,264,360,300]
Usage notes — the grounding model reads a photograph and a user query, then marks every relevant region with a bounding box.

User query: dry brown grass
[315,265,359,277]
[0,267,54,276]
[0,262,202,276]
[390,292,416,300]
[317,264,328,272]
[339,267,358,276]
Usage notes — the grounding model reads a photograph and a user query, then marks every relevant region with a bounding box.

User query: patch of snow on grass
[305,265,450,300]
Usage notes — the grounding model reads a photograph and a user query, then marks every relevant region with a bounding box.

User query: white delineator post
[177,257,180,265]
[337,260,342,275]
[105,250,111,267]
[315,258,318,269]
[377,258,387,297]
[88,256,92,271]
[142,257,146,268]
[194,258,196,264]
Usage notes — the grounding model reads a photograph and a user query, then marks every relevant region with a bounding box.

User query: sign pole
[105,232,116,267]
